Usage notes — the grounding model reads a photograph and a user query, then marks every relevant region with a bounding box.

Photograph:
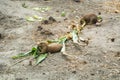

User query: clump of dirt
[73,0,81,3]
[41,16,56,24]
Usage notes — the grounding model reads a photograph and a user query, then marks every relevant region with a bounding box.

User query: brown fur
[37,42,62,54]
[80,14,98,25]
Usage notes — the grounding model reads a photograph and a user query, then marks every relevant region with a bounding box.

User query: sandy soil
[0,0,120,80]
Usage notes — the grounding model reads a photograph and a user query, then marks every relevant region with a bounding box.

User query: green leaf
[33,15,44,21]
[32,7,51,12]
[42,7,49,11]
[33,7,40,11]
[36,53,48,64]
[97,16,103,22]
[12,52,29,59]
[72,30,78,43]
[47,40,58,43]
[33,15,42,19]
[61,11,66,17]
[58,36,67,44]
[33,15,40,19]
[31,47,37,51]
[22,3,28,8]
[26,17,35,22]
[31,47,37,55]
[47,37,67,44]
[33,47,39,58]
[12,47,37,59]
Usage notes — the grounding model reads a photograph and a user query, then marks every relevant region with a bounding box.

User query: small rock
[15,78,24,80]
[90,73,95,76]
[37,26,43,31]
[56,10,59,12]
[41,16,56,24]
[114,10,119,13]
[40,30,53,35]
[73,0,80,2]
[72,70,77,74]
[42,20,49,24]
[48,16,56,22]
[81,61,87,65]
[98,12,101,15]
[42,72,46,75]
[111,38,115,42]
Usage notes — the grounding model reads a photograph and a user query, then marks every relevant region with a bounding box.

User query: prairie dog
[80,14,98,25]
[37,42,62,54]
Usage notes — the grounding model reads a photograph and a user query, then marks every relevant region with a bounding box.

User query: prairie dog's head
[37,42,48,51]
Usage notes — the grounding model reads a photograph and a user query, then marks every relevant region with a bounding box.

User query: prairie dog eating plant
[37,42,62,54]
[80,14,102,25]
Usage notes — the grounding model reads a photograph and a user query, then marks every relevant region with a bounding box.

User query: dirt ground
[0,0,120,80]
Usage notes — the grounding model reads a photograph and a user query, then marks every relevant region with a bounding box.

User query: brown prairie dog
[37,42,62,54]
[80,14,98,25]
